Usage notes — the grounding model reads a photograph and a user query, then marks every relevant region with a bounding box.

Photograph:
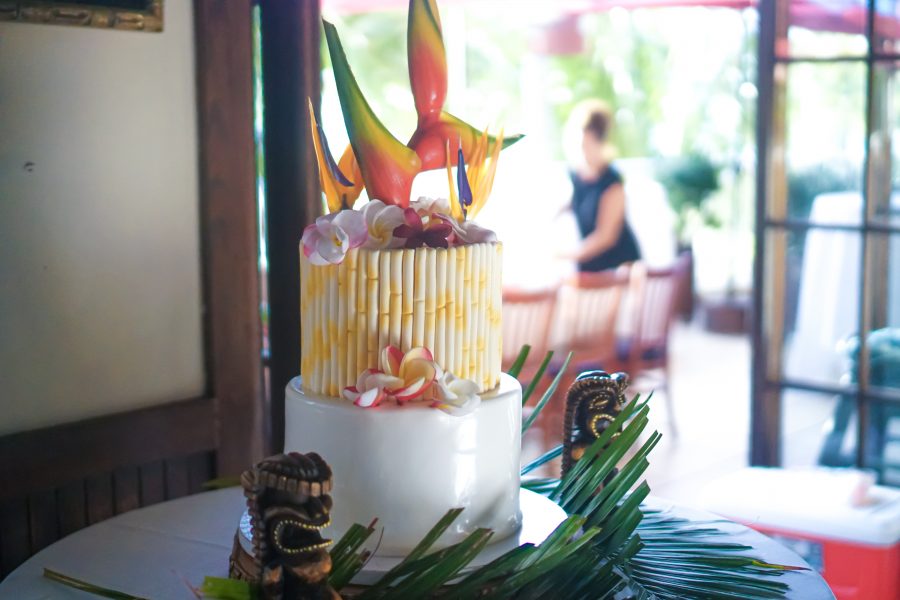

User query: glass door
[753,0,900,484]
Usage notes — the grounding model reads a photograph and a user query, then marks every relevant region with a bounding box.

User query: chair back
[630,254,690,361]
[553,267,630,362]
[502,287,559,370]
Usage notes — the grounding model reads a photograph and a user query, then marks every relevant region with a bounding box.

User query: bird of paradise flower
[309,0,522,214]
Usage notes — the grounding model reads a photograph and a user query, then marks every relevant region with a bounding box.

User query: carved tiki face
[256,452,334,582]
[573,370,628,440]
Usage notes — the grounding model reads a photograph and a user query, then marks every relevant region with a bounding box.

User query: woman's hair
[581,100,613,142]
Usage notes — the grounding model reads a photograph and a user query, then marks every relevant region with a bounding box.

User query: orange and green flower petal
[324,20,421,207]
[408,110,522,172]
[308,98,357,213]
[408,0,447,124]
[469,129,503,219]
[336,144,365,207]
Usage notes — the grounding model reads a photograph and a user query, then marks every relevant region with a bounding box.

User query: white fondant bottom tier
[284,374,522,556]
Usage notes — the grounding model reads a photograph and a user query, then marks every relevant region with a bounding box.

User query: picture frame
[0,0,162,32]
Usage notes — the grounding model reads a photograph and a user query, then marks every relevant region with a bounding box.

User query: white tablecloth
[1,488,244,599]
[0,489,833,599]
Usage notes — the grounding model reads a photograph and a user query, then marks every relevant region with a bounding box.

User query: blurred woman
[564,101,641,272]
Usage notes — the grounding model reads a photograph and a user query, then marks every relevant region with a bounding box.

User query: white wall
[0,3,205,435]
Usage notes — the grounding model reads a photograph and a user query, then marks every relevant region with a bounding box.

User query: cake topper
[229,452,339,600]
[309,0,521,212]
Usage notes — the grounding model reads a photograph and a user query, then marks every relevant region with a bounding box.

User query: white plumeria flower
[342,369,403,408]
[431,371,481,416]
[447,218,497,244]
[360,200,406,249]
[301,209,367,265]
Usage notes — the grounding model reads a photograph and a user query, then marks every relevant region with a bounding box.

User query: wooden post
[260,0,322,453]
[195,0,266,474]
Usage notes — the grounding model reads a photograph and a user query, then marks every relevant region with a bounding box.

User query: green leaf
[329,520,379,589]
[520,350,554,406]
[519,477,560,495]
[506,344,531,379]
[440,544,536,600]
[520,444,562,476]
[386,529,494,597]
[199,576,259,600]
[43,569,152,600]
[522,351,573,434]
[356,507,464,597]
[201,477,241,490]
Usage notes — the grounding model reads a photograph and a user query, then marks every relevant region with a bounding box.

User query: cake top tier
[300,0,517,416]
[307,0,521,221]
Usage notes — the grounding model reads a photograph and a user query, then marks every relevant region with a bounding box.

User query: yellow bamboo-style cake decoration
[300,242,502,397]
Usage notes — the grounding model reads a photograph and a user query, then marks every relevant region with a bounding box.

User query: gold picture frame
[0,0,162,32]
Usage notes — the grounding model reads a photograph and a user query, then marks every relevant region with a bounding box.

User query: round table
[0,488,834,599]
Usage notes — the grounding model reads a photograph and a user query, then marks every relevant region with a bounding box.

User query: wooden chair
[502,286,559,388]
[552,266,631,372]
[526,267,630,450]
[612,254,691,435]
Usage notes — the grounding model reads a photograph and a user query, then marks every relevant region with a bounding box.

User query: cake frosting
[285,374,522,555]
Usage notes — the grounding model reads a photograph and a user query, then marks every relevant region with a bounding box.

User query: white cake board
[239,488,567,586]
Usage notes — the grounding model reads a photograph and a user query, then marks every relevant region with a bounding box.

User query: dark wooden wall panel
[187,451,214,493]
[85,474,114,526]
[0,397,219,577]
[139,460,166,506]
[0,449,218,578]
[164,458,191,500]
[27,491,58,554]
[0,498,29,576]
[0,397,216,502]
[113,467,141,515]
[57,481,87,537]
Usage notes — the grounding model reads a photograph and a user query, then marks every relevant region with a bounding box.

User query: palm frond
[250,344,800,598]
[506,344,531,379]
[522,351,572,433]
[520,350,554,406]
[520,444,562,475]
[329,519,379,589]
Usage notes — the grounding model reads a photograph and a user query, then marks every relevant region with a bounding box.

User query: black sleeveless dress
[571,166,641,272]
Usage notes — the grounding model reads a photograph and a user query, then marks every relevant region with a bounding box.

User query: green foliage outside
[657,155,723,241]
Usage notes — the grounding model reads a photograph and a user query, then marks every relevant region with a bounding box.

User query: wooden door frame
[259,0,322,453]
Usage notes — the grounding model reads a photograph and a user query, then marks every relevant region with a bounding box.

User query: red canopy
[323,0,898,39]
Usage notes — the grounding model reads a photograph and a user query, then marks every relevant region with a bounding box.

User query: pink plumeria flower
[431,371,481,416]
[361,200,406,249]
[301,209,367,265]
[342,369,403,408]
[381,345,438,402]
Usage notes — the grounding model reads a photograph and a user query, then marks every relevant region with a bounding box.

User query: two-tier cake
[283,0,523,556]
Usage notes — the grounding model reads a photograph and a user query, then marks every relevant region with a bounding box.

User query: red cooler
[701,467,900,600]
